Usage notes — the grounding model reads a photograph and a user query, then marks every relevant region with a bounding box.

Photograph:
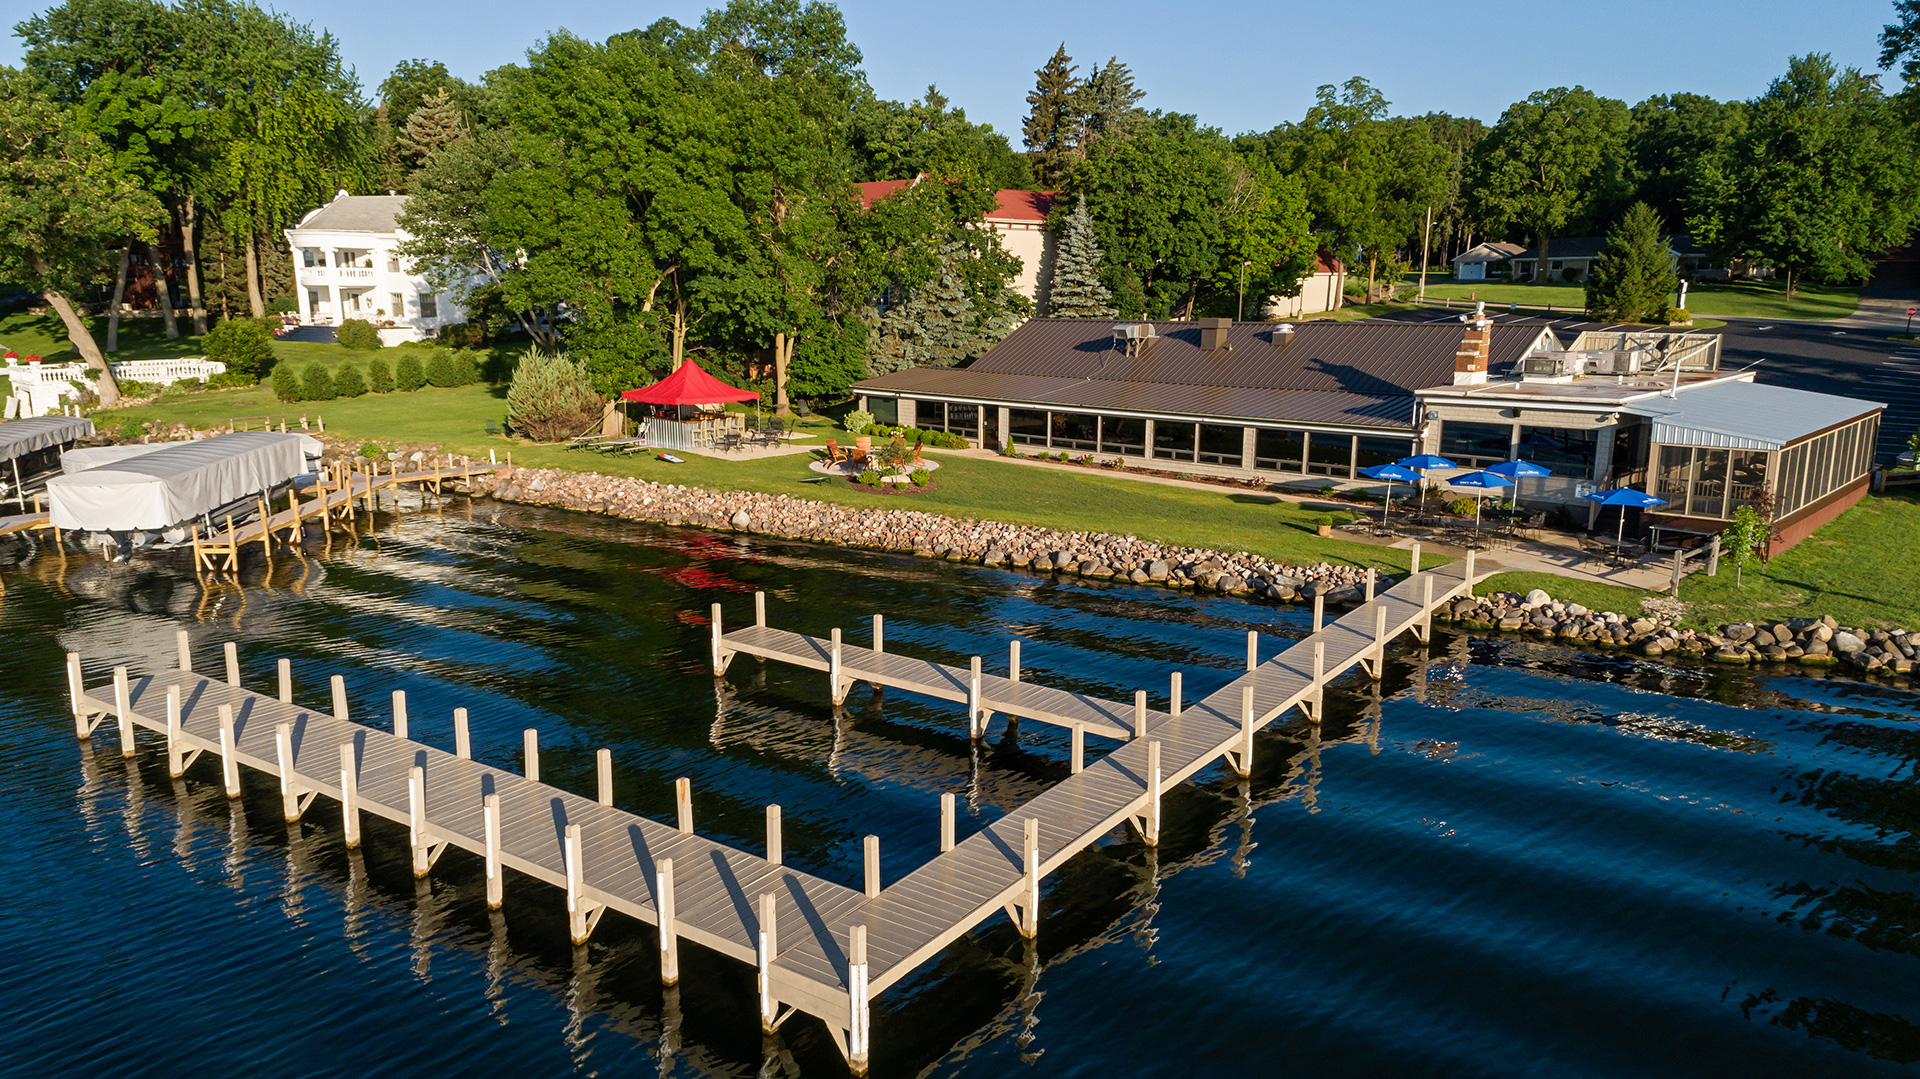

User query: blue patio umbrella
[1395,453,1458,505]
[1359,463,1420,521]
[1486,457,1552,508]
[1445,469,1516,533]
[1581,487,1670,556]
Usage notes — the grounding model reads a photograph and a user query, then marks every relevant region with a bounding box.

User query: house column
[1241,427,1257,473]
[1142,419,1156,462]
[857,395,868,411]
[898,399,916,429]
[997,407,1010,452]
[1508,422,1522,460]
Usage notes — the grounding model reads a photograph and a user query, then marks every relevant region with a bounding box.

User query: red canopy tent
[620,363,759,405]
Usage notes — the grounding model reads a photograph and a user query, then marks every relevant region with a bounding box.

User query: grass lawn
[1674,495,1920,630]
[1402,274,1859,321]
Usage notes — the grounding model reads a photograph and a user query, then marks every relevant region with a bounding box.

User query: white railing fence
[4,356,227,418]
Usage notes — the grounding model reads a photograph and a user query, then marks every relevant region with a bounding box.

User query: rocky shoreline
[468,465,1920,681]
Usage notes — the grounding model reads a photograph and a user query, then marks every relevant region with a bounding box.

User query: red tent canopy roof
[620,363,759,405]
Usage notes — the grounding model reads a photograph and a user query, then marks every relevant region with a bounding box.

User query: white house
[284,191,465,345]
[1450,241,1526,281]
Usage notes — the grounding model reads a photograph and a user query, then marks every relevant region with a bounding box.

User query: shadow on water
[2,497,1918,1077]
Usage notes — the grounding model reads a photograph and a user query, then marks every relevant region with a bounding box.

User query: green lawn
[1403,274,1859,321]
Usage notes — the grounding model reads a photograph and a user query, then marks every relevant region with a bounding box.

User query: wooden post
[392,690,408,740]
[1143,740,1162,847]
[871,613,882,652]
[276,722,300,821]
[523,729,538,783]
[1465,548,1476,597]
[1134,689,1147,735]
[166,684,184,778]
[675,777,692,833]
[1307,641,1325,723]
[565,824,591,944]
[766,804,782,865]
[340,743,361,848]
[277,659,291,704]
[939,792,955,853]
[709,602,725,676]
[848,924,870,1074]
[1670,550,1683,598]
[330,675,348,721]
[409,765,430,877]
[1071,722,1084,775]
[1365,567,1377,602]
[1708,534,1722,577]
[657,857,679,985]
[1170,671,1182,717]
[863,835,880,898]
[1017,816,1040,939]
[483,792,502,908]
[454,708,470,759]
[830,628,847,705]
[756,591,767,627]
[1419,575,1435,643]
[968,655,983,738]
[1236,684,1255,777]
[67,653,87,739]
[1008,640,1021,683]
[758,891,779,1033]
[113,666,133,756]
[224,641,240,687]
[1410,541,1421,576]
[1370,604,1388,680]
[218,704,239,798]
[1313,593,1324,633]
[1246,629,1259,672]
[596,748,612,806]
[177,629,192,672]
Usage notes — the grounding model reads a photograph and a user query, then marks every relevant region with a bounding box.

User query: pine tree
[1047,197,1116,319]
[1078,58,1145,151]
[1022,45,1081,187]
[398,89,468,167]
[1584,201,1679,322]
[868,242,1020,372]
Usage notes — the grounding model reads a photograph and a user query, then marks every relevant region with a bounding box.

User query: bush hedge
[335,319,382,350]
[426,350,479,387]
[394,354,426,392]
[203,317,276,379]
[860,424,967,449]
[332,363,367,397]
[436,322,489,349]
[300,362,334,401]
[270,363,301,402]
[367,356,392,393]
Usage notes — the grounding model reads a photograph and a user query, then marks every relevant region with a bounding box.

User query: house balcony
[300,266,377,284]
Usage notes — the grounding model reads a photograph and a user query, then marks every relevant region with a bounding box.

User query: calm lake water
[0,498,1914,1077]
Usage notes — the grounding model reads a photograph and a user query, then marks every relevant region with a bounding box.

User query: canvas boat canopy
[46,431,318,531]
[0,415,94,462]
[60,442,188,474]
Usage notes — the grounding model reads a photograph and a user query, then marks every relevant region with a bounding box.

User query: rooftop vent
[1274,324,1294,338]
[1111,323,1158,355]
[1198,316,1232,352]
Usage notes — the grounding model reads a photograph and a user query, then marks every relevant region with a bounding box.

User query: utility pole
[1418,205,1433,305]
[1237,261,1250,322]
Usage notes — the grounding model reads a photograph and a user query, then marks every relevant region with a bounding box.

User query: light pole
[1237,261,1250,322]
[1418,206,1433,305]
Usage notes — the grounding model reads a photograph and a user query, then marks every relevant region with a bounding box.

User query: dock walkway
[72,545,1478,1074]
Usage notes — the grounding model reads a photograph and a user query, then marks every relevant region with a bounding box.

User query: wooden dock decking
[71,545,1478,1075]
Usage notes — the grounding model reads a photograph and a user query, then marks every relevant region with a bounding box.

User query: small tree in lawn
[367,356,393,393]
[332,363,367,397]
[1585,202,1678,323]
[1047,197,1116,319]
[1724,505,1769,586]
[506,349,601,441]
[271,362,301,402]
[204,318,277,380]
[394,353,426,391]
[301,362,335,402]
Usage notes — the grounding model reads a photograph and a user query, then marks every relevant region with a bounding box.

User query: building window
[945,402,979,436]
[1152,421,1196,462]
[1010,409,1048,446]
[1439,420,1511,466]
[1253,429,1303,472]
[1197,424,1242,467]
[1306,432,1352,478]
[419,292,438,318]
[1052,412,1097,451]
[1356,435,1413,471]
[1100,416,1145,456]
[387,256,400,273]
[870,398,897,426]
[1518,426,1598,478]
[302,248,321,268]
[390,292,404,317]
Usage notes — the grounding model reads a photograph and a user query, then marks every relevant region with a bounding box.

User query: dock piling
[339,743,361,847]
[454,708,470,759]
[176,629,192,672]
[830,628,848,705]
[863,835,880,899]
[657,857,679,985]
[766,804,782,865]
[1367,605,1388,680]
[1071,722,1084,775]
[967,656,983,738]
[1464,548,1476,597]
[483,793,502,907]
[1313,593,1324,634]
[847,925,871,1074]
[1134,690,1146,735]
[1246,630,1259,672]
[1417,575,1435,643]
[1016,817,1040,939]
[277,659,291,704]
[392,691,408,740]
[1365,568,1376,602]
[675,777,692,834]
[409,765,431,877]
[939,793,955,852]
[871,613,882,652]
[709,603,728,676]
[113,666,133,756]
[217,704,239,798]
[330,675,349,723]
[224,642,240,687]
[1170,672,1182,717]
[597,748,613,806]
[276,722,301,821]
[758,892,779,1033]
[1233,685,1255,777]
[756,591,766,627]
[565,824,598,944]
[523,729,538,783]
[166,684,184,777]
[1008,640,1020,683]
[67,653,89,739]
[1307,641,1326,723]
[1410,542,1421,576]
[1143,741,1162,847]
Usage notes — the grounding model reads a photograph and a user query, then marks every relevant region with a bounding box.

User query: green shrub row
[859,424,968,449]
[271,350,480,403]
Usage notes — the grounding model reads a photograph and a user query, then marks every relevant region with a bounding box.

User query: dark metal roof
[854,318,1555,431]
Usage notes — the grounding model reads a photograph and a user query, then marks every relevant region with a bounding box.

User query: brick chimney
[1454,302,1491,385]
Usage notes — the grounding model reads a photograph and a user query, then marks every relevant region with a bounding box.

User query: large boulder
[1523,588,1552,608]
[1831,631,1867,654]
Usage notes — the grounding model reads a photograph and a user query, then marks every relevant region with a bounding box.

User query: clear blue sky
[2,0,1900,137]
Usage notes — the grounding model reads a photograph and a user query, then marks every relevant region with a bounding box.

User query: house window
[419,292,438,318]
[1550,260,1564,271]
[1009,409,1048,446]
[387,256,400,273]
[1439,420,1512,467]
[869,398,897,426]
[302,248,321,268]
[1197,424,1242,467]
[1152,421,1196,462]
[1052,412,1098,451]
[390,292,404,317]
[1356,435,1414,470]
[1518,426,1597,478]
[944,402,979,436]
[1100,416,1145,456]
[1305,432,1352,478]
[1253,428,1303,472]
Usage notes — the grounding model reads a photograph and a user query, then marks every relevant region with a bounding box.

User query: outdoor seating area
[811,432,939,481]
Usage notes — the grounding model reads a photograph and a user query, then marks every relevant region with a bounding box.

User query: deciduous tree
[1469,86,1630,276]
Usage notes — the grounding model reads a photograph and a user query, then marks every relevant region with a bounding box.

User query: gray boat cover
[60,442,184,473]
[47,431,318,530]
[0,415,95,462]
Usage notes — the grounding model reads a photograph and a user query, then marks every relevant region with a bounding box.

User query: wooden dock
[71,544,1477,1074]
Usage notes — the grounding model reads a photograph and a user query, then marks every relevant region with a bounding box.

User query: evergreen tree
[869,242,1020,372]
[332,362,367,397]
[399,89,469,167]
[367,355,393,392]
[1047,197,1116,318]
[1585,202,1678,322]
[300,362,335,401]
[1023,45,1081,187]
[1077,58,1145,151]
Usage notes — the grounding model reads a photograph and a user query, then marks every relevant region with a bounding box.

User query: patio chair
[912,440,926,466]
[824,439,847,466]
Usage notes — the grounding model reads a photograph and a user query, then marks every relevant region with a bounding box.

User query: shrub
[1055,451,1070,462]
[359,442,388,460]
[271,363,301,402]
[1317,485,1337,497]
[336,319,382,350]
[367,356,393,393]
[1000,443,1017,457]
[857,469,880,486]
[203,317,276,378]
[116,379,153,397]
[843,409,873,434]
[909,469,930,487]
[394,354,426,391]
[1664,307,1692,325]
[300,362,334,401]
[117,417,146,440]
[206,369,256,390]
[1105,457,1126,470]
[425,349,480,387]
[1314,513,1334,528]
[436,322,488,349]
[332,363,367,397]
[162,377,202,395]
[860,424,967,449]
[506,348,602,441]
[1449,496,1480,517]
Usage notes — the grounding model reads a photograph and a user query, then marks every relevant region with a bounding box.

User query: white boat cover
[60,442,186,473]
[47,431,319,531]
[0,415,95,461]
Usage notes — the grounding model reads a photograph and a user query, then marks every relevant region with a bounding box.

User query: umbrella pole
[1616,508,1626,558]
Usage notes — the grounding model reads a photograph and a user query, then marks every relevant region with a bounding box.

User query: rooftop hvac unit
[1520,354,1581,380]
